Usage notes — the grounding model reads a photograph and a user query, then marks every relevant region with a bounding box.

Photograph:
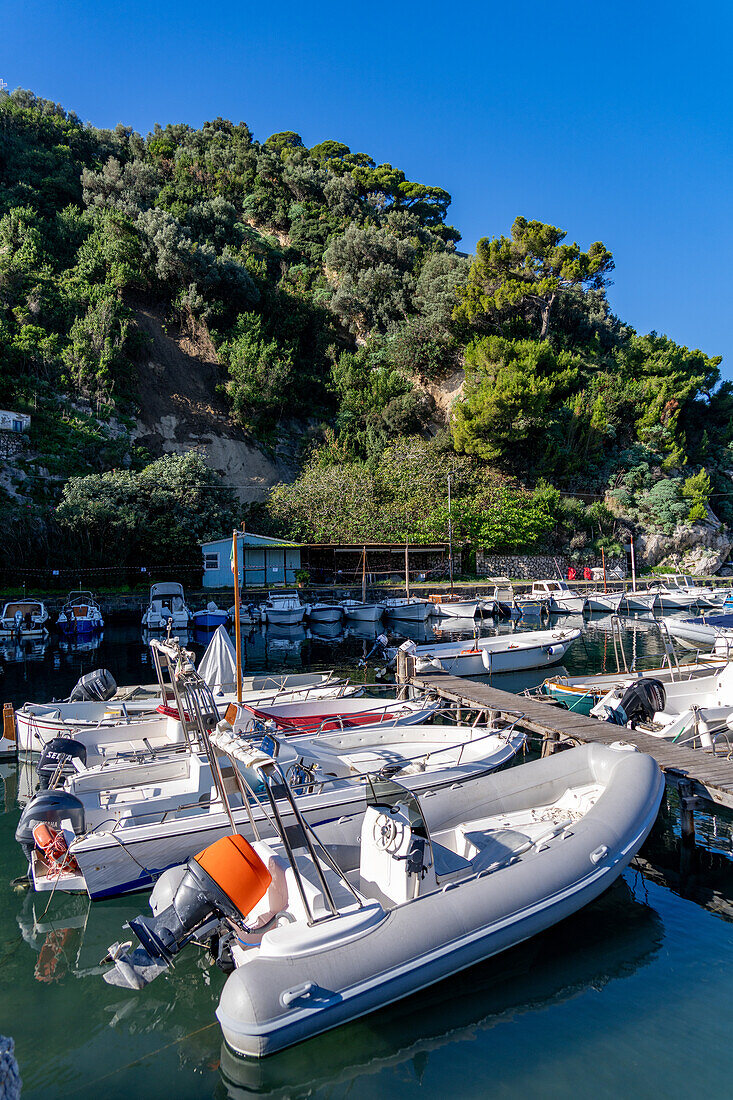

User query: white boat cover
[198,626,237,694]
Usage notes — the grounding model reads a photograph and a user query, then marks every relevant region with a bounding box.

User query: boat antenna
[362,545,367,605]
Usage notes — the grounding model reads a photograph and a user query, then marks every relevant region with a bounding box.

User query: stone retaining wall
[476,552,625,580]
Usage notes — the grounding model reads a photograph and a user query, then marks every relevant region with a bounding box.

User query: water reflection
[217,879,662,1099]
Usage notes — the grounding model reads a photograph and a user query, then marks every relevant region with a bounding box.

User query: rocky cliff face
[635,504,733,574]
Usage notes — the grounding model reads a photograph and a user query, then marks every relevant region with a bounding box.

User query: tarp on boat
[198,625,237,694]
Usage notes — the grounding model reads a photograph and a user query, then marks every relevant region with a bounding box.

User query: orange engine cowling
[194,834,272,918]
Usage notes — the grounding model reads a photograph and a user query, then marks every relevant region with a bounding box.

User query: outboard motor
[15,790,86,864]
[36,737,87,790]
[104,834,272,989]
[616,678,666,727]
[595,678,666,727]
[69,668,117,702]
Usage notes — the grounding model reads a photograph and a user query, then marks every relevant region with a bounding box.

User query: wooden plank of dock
[411,673,733,812]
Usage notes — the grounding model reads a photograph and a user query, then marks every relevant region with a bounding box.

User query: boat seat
[432,841,472,881]
[460,827,532,873]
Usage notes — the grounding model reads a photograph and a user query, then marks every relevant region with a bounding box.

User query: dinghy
[306,603,343,623]
[399,628,581,677]
[583,591,624,613]
[240,695,440,733]
[103,740,663,1058]
[192,602,230,629]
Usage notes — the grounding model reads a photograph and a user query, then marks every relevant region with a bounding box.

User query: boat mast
[601,545,607,592]
[232,528,242,703]
[447,474,454,594]
[405,539,410,600]
[362,546,367,604]
[630,535,637,593]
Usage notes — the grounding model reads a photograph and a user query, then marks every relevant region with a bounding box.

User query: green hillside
[1,87,730,574]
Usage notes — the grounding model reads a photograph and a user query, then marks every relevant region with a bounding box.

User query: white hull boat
[621,590,658,612]
[531,582,585,614]
[104,743,663,1057]
[307,604,343,623]
[428,597,479,619]
[341,601,384,622]
[0,599,49,638]
[583,592,624,613]
[263,592,306,625]
[141,582,192,630]
[404,628,581,676]
[15,681,359,756]
[18,718,525,899]
[381,598,432,622]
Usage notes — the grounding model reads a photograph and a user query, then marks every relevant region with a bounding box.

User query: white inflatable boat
[103,741,663,1058]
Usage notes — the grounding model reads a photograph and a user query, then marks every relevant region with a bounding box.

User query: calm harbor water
[1,614,733,1098]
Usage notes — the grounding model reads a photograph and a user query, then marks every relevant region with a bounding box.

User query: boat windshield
[363,776,430,841]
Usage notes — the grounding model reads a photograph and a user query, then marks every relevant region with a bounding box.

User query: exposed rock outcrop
[634,505,733,575]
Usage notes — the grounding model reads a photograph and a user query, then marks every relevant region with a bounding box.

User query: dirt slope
[131,304,298,501]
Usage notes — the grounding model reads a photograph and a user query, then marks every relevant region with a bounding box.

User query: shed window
[204,552,220,570]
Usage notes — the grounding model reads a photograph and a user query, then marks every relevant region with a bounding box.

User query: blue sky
[3,1,732,374]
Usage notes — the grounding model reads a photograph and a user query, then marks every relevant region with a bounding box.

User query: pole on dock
[601,546,607,592]
[447,474,454,594]
[232,529,243,703]
[678,779,698,876]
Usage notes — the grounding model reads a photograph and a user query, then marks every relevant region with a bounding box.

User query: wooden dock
[410,673,733,814]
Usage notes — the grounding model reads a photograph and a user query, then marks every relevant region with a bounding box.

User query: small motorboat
[589,660,733,748]
[141,582,192,630]
[341,600,384,622]
[306,603,343,624]
[620,589,658,612]
[104,740,663,1057]
[192,602,230,630]
[15,639,524,899]
[0,600,49,638]
[56,592,104,635]
[262,592,306,626]
[539,655,727,715]
[583,591,624,614]
[530,581,585,614]
[428,594,479,618]
[381,597,432,622]
[240,695,440,733]
[400,628,581,676]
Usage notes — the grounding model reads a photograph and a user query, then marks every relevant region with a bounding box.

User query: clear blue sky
[3,1,732,374]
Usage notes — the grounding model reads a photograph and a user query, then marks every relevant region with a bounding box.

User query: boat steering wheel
[373,812,404,853]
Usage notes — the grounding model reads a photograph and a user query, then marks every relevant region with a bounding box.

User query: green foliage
[452,336,581,470]
[455,216,614,338]
[55,452,238,567]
